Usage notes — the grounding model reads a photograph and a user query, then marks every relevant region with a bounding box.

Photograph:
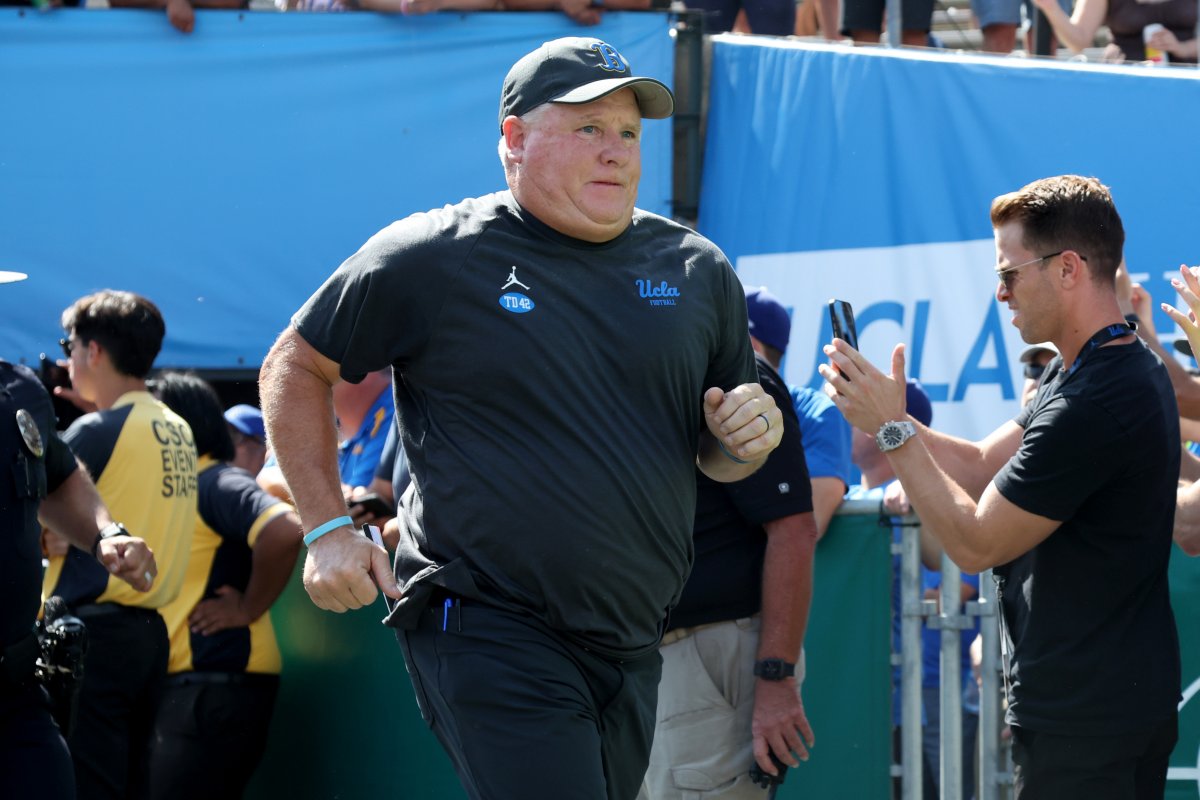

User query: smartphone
[349,493,394,518]
[39,353,83,431]
[748,752,789,788]
[827,299,859,351]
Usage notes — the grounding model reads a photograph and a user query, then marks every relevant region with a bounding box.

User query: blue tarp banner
[0,9,675,370]
[700,37,1200,440]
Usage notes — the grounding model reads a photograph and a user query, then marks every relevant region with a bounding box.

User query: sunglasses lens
[1024,363,1045,380]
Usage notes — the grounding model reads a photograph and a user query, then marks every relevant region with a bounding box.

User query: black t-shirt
[0,362,77,650]
[294,191,757,658]
[993,340,1181,735]
[671,354,813,630]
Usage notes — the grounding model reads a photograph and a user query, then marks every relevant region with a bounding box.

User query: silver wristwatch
[875,420,916,452]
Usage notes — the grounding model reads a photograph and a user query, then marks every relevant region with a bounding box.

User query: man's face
[64,332,96,403]
[994,221,1058,345]
[508,89,642,243]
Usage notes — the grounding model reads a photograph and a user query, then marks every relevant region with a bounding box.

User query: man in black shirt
[640,287,818,800]
[260,37,782,800]
[821,175,1180,799]
[0,345,156,798]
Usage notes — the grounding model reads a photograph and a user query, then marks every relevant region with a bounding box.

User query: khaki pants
[639,616,805,800]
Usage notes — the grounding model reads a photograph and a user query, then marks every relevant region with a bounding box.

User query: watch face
[882,425,904,447]
[755,659,793,680]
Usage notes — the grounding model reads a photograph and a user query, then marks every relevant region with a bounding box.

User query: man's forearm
[259,331,351,532]
[918,421,1020,501]
[885,439,994,572]
[241,512,303,620]
[809,477,845,540]
[696,431,765,483]
[38,465,112,552]
[757,513,817,661]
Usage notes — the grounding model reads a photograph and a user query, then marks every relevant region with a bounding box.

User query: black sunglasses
[1024,362,1046,381]
[59,338,74,359]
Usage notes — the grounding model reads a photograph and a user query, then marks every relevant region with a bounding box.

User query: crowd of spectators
[3,0,1194,64]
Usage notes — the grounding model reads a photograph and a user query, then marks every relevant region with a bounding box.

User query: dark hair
[990,175,1124,285]
[149,371,235,461]
[758,342,783,372]
[61,290,165,378]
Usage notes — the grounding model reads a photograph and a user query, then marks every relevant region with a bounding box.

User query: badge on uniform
[16,409,43,458]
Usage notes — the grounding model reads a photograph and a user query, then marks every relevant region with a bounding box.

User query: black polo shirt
[294,191,757,658]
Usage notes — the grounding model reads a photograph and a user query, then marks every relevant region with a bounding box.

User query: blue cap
[905,379,933,427]
[224,404,265,441]
[744,285,791,354]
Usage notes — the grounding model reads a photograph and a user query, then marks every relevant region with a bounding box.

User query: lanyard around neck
[1063,322,1137,378]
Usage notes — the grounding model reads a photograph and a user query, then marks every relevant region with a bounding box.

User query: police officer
[0,336,157,797]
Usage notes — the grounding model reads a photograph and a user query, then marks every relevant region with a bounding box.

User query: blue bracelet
[303,515,353,546]
[717,440,750,465]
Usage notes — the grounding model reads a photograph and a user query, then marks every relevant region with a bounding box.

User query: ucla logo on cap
[590,42,628,73]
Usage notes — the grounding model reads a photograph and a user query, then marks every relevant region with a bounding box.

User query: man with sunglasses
[1016,342,1057,407]
[822,174,1180,799]
[48,290,198,800]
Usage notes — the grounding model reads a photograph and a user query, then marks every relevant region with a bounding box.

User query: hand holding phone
[749,751,789,788]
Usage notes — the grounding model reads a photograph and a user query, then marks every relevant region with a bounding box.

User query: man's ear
[1060,250,1087,287]
[502,115,526,163]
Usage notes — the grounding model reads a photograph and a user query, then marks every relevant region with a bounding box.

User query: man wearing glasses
[47,290,198,799]
[822,174,1180,798]
[1016,342,1058,407]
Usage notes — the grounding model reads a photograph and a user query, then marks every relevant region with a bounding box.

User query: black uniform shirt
[0,361,77,650]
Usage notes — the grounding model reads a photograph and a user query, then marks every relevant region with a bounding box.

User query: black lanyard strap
[1063,322,1137,378]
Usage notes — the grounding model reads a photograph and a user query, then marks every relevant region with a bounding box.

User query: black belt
[164,671,279,689]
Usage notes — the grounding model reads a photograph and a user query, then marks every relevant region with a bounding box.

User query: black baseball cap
[499,37,675,133]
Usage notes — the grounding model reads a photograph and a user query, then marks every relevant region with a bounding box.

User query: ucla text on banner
[0,10,674,370]
[699,37,1200,441]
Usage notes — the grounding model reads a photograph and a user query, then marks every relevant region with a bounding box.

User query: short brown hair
[61,290,165,378]
[990,175,1124,285]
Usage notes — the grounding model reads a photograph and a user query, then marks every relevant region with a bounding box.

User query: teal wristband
[304,515,353,546]
[717,440,750,464]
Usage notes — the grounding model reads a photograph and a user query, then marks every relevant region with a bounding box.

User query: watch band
[753,658,796,681]
[91,522,129,556]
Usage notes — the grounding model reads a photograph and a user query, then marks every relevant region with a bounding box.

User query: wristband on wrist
[303,515,354,546]
[717,439,750,465]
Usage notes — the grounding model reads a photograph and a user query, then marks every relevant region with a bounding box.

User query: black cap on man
[499,37,675,132]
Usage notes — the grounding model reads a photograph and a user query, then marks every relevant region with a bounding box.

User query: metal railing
[839,498,1012,800]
